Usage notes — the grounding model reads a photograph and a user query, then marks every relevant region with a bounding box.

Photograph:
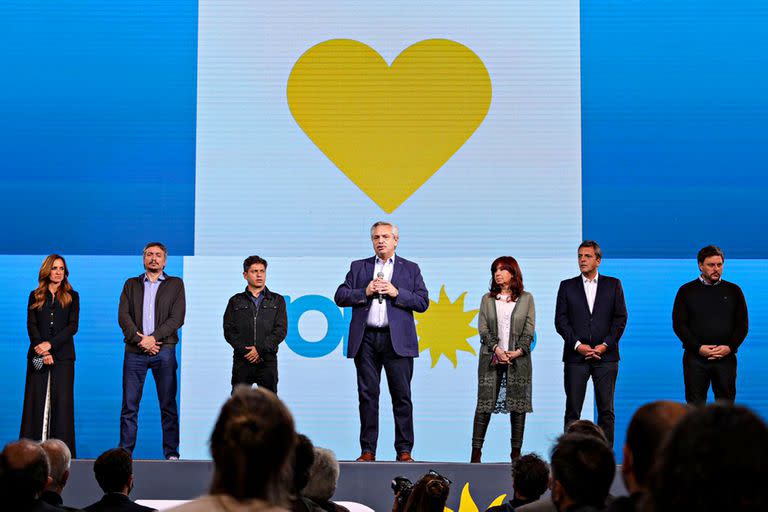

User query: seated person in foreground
[518,420,609,512]
[84,448,154,512]
[301,447,349,512]
[550,434,615,512]
[0,439,60,512]
[39,439,81,511]
[167,386,296,512]
[646,403,767,512]
[488,453,550,511]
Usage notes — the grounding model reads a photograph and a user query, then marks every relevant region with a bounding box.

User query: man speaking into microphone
[335,221,429,462]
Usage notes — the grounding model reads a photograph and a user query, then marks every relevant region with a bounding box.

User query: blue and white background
[0,0,765,462]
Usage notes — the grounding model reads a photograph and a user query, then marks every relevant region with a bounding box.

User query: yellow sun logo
[445,482,507,512]
[416,285,479,368]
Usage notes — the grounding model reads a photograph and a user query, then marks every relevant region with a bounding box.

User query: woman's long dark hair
[30,254,73,310]
[488,256,524,301]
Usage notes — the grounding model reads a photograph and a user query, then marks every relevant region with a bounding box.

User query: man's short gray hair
[302,447,340,502]
[40,439,71,487]
[370,221,399,238]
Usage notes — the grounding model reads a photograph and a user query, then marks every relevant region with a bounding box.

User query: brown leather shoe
[355,452,375,462]
[396,451,415,462]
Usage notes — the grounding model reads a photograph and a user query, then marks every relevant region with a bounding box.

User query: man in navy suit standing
[335,221,429,462]
[555,240,627,447]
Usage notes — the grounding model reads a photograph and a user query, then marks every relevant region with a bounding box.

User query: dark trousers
[471,411,526,451]
[471,367,526,453]
[120,349,179,459]
[354,328,414,455]
[231,359,278,394]
[19,360,76,458]
[564,361,619,447]
[683,351,737,406]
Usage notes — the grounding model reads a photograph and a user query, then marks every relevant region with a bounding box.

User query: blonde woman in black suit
[20,254,79,457]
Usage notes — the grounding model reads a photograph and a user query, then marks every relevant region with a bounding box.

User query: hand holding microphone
[373,272,399,302]
[377,271,385,303]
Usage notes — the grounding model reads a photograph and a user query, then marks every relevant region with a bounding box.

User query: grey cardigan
[476,291,535,413]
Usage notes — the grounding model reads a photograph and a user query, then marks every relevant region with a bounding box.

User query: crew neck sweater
[672,279,748,353]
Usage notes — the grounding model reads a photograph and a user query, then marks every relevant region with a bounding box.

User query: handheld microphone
[377,271,385,304]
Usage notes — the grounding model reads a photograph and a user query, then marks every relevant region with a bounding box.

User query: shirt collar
[143,272,166,283]
[582,272,599,284]
[375,254,396,266]
[699,275,722,286]
[246,286,267,299]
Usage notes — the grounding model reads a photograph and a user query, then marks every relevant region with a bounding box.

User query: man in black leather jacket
[223,255,287,394]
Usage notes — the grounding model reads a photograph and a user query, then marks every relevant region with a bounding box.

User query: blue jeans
[120,348,179,458]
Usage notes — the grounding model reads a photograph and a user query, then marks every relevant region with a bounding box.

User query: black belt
[365,325,390,333]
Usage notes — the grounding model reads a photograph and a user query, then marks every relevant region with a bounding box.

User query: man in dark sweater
[672,245,748,405]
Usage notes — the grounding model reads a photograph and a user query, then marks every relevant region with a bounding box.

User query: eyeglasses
[428,469,452,485]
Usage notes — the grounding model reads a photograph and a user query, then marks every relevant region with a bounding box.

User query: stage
[62,459,629,511]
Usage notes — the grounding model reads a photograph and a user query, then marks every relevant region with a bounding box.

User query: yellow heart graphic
[287,39,492,213]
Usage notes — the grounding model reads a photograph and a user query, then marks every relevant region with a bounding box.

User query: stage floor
[62,459,628,511]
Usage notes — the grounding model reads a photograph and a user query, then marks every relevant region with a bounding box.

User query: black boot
[470,447,482,463]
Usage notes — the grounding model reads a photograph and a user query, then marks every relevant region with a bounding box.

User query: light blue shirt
[142,273,166,336]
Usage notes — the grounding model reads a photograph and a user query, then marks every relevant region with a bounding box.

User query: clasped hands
[244,346,261,364]
[137,332,162,355]
[365,277,398,299]
[699,344,731,360]
[577,343,607,360]
[34,341,54,365]
[493,345,523,364]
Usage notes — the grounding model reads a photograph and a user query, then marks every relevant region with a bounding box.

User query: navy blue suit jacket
[335,255,429,358]
[555,274,628,363]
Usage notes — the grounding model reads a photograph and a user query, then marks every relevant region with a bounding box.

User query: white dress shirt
[583,272,598,314]
[367,255,395,328]
[575,272,599,350]
[495,295,517,351]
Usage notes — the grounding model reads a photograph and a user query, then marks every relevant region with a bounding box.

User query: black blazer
[118,273,186,353]
[84,493,155,512]
[27,290,79,361]
[223,287,288,362]
[555,274,628,363]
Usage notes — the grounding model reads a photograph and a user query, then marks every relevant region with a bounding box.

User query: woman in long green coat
[471,256,535,463]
